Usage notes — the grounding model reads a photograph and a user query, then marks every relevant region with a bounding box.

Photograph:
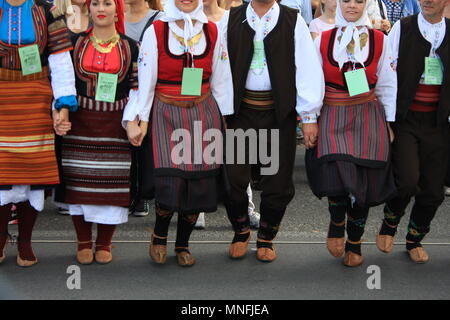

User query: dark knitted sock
[405,220,429,251]
[327,197,347,238]
[232,231,251,244]
[153,204,174,238]
[383,204,403,227]
[346,206,369,243]
[96,224,116,252]
[345,241,361,256]
[175,213,199,248]
[256,240,273,249]
[379,219,397,236]
[16,202,38,261]
[406,241,423,251]
[71,216,93,250]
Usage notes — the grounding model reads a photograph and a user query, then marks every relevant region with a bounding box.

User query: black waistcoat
[397,14,450,126]
[227,3,298,123]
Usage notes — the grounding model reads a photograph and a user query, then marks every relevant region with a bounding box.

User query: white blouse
[123,19,234,128]
[243,1,325,123]
[309,18,335,36]
[314,27,397,122]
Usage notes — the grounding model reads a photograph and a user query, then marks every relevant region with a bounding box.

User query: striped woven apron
[0,67,59,186]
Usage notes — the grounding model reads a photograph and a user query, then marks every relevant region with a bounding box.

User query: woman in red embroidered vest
[0,0,76,267]
[55,0,143,265]
[133,0,233,267]
[305,0,397,267]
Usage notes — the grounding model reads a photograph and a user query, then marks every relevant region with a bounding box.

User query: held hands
[303,123,319,149]
[380,19,391,33]
[387,122,395,143]
[53,108,71,136]
[127,119,148,147]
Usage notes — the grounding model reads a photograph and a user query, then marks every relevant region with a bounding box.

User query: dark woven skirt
[151,95,226,214]
[305,100,397,207]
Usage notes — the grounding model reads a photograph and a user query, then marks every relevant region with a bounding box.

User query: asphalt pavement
[1,146,450,300]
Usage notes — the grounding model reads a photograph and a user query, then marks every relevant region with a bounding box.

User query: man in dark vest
[376,0,450,263]
[225,0,324,262]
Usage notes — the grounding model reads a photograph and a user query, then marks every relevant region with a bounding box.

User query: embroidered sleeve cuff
[300,113,318,123]
[54,95,78,112]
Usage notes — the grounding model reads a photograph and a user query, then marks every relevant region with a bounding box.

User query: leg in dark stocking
[95,224,116,264]
[343,205,369,267]
[376,204,404,253]
[15,201,38,267]
[326,197,348,258]
[149,204,174,264]
[0,204,12,263]
[175,213,199,267]
[71,215,93,264]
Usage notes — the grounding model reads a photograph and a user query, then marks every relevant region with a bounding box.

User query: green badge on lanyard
[181,68,203,96]
[18,44,42,76]
[95,72,118,103]
[344,68,370,97]
[424,57,443,85]
[250,40,265,70]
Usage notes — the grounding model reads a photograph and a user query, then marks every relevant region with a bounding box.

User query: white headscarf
[161,0,208,51]
[335,0,372,70]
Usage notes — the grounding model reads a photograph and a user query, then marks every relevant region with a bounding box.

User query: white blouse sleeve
[123,25,158,129]
[387,20,401,68]
[294,14,325,123]
[48,51,76,99]
[375,35,397,122]
[210,29,234,116]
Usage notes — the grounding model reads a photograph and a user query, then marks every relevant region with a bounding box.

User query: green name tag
[181,68,203,96]
[250,40,265,70]
[18,44,42,76]
[344,68,370,97]
[95,73,118,103]
[424,57,443,85]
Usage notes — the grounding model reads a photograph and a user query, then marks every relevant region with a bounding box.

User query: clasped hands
[53,108,71,136]
[127,117,148,147]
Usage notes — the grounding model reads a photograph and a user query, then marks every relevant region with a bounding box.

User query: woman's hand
[380,19,391,33]
[52,109,72,136]
[387,122,395,143]
[127,120,143,147]
[303,123,319,149]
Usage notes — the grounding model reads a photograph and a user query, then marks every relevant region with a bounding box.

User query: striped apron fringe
[0,67,59,186]
[59,96,131,207]
[317,87,390,168]
[150,93,224,213]
[305,87,396,207]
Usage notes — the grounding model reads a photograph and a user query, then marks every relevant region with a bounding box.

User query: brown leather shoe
[327,237,345,258]
[256,247,277,263]
[76,241,93,265]
[376,234,395,253]
[175,249,195,267]
[343,251,364,267]
[16,255,38,268]
[408,247,429,264]
[229,231,251,259]
[149,234,167,264]
[95,247,112,264]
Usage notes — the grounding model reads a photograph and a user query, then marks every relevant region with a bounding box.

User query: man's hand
[137,121,149,146]
[303,123,319,149]
[387,122,394,143]
[127,120,143,147]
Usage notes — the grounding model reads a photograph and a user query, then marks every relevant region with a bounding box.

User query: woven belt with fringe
[324,87,376,106]
[241,89,275,110]
[155,90,211,108]
[0,66,49,81]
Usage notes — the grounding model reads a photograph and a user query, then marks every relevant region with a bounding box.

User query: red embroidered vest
[153,20,217,100]
[320,28,384,92]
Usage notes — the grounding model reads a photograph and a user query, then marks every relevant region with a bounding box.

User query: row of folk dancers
[0,0,449,269]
